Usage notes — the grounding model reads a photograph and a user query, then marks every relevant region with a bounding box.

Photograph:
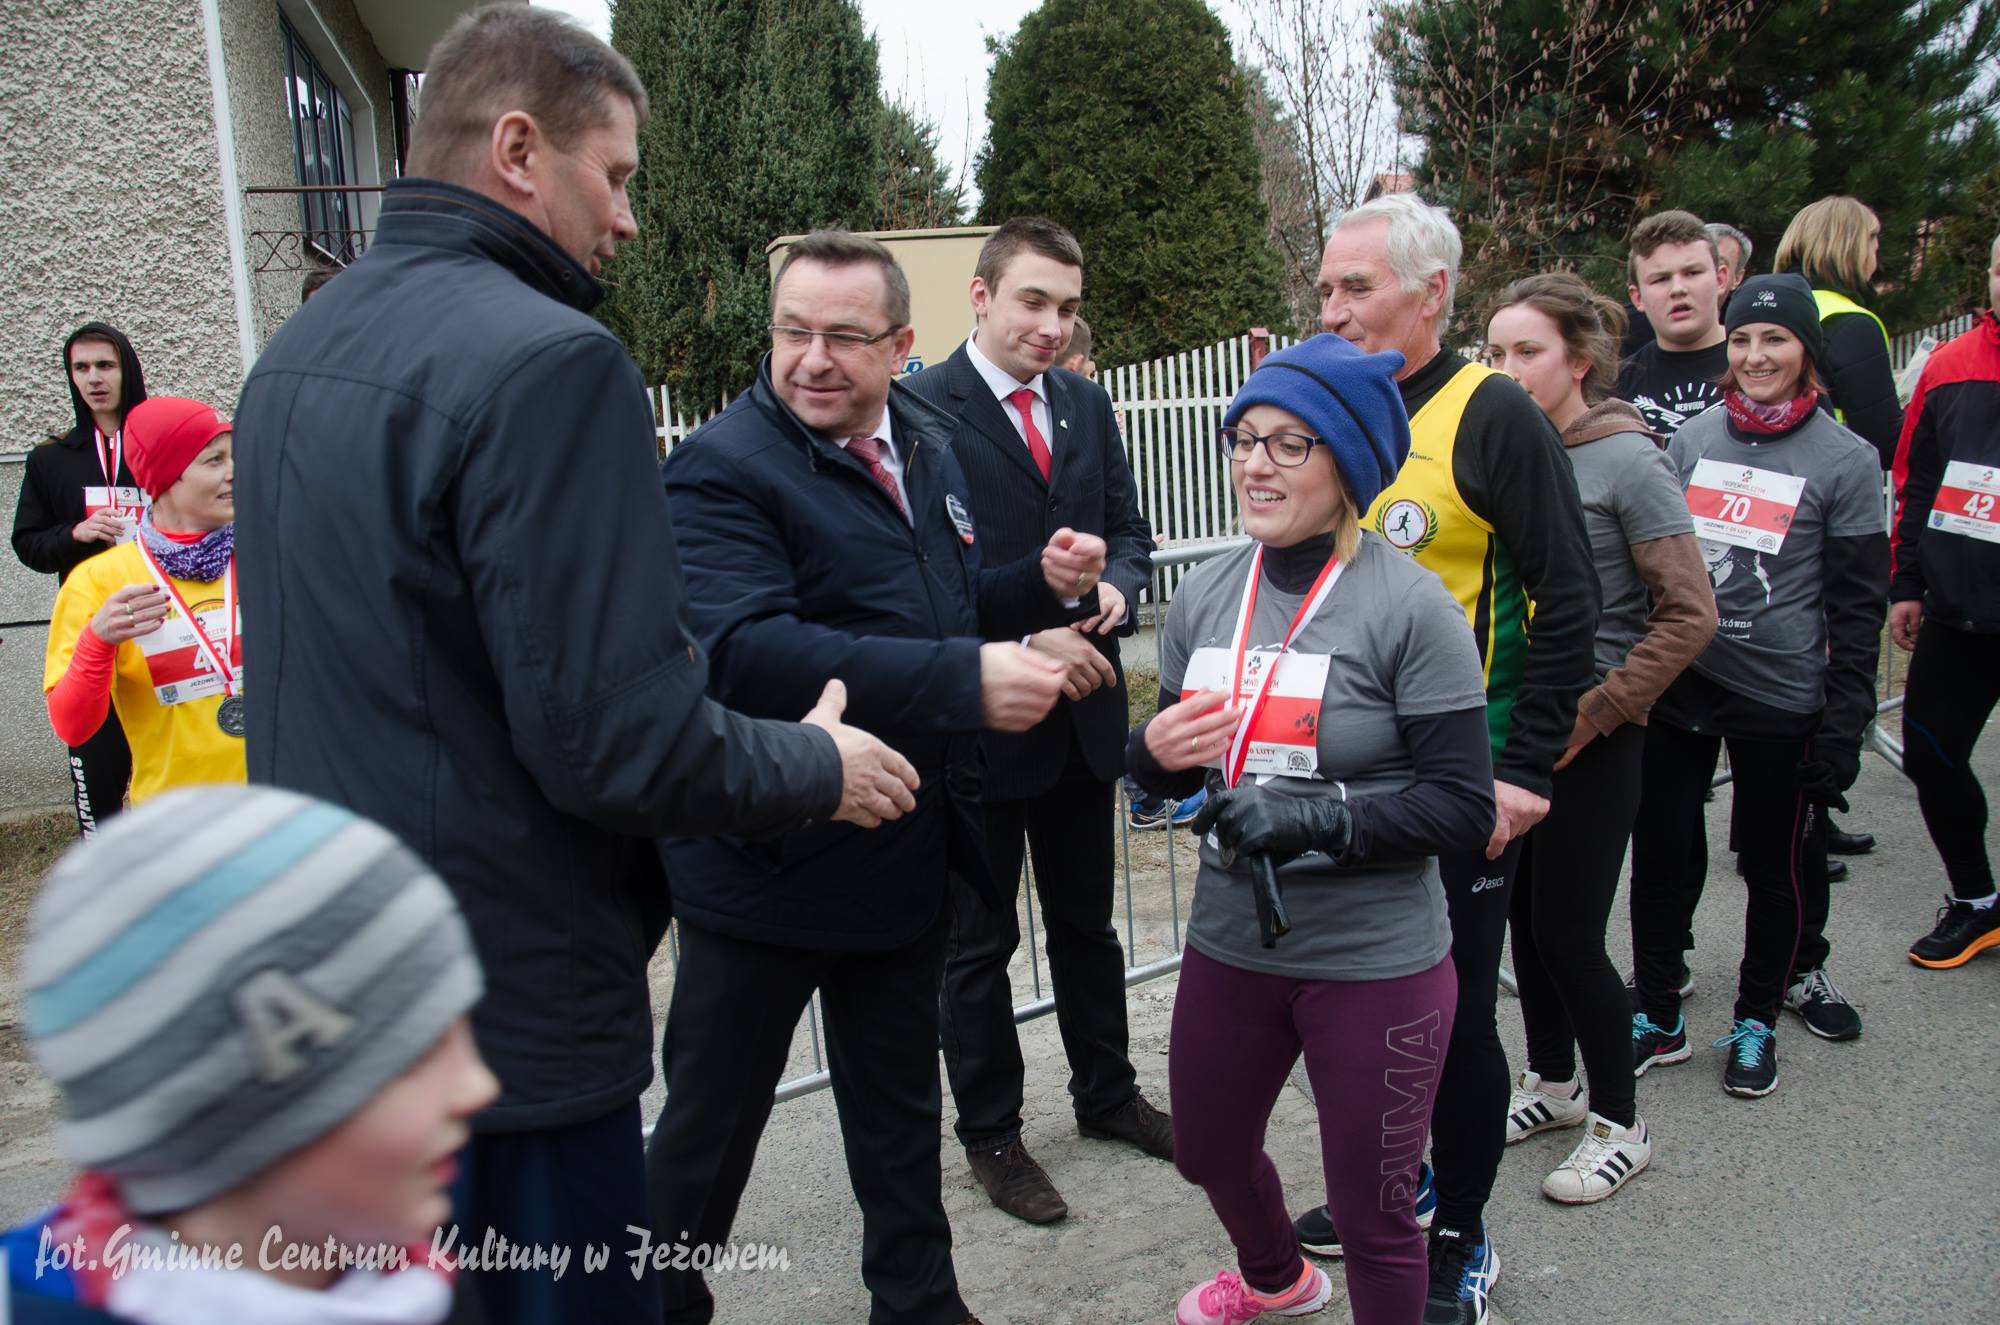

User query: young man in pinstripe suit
[906,219,1165,1226]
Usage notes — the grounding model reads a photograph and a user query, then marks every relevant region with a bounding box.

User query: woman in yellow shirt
[44,396,244,806]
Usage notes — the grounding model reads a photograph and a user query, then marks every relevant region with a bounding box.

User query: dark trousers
[1510,724,1644,1127]
[940,739,1135,1148]
[1630,716,1828,1027]
[448,1099,658,1325]
[1171,947,1455,1325]
[1426,837,1522,1234]
[65,708,130,838]
[646,913,967,1325]
[1902,618,2000,898]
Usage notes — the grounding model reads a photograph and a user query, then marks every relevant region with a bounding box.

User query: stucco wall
[0,2,242,459]
[0,0,399,811]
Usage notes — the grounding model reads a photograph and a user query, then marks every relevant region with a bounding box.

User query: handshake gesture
[983,529,1111,732]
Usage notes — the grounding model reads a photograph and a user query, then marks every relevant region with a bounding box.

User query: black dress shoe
[1076,1091,1174,1160]
[966,1139,1068,1224]
[1826,823,1875,855]
[1827,857,1849,883]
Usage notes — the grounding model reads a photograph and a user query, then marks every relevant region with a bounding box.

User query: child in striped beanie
[3,785,495,1325]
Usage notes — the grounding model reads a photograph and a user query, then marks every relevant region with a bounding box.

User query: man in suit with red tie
[905,218,1165,1226]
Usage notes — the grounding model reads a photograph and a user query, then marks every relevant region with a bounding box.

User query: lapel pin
[1059,418,1069,429]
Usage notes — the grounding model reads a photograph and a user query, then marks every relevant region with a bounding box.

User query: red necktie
[1008,388,1053,482]
[846,435,906,518]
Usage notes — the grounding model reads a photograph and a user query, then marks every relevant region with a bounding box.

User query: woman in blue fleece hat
[1125,334,1498,1325]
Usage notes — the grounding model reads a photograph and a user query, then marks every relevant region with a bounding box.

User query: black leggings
[1630,715,1827,1028]
[1902,618,2000,899]
[65,708,130,838]
[1428,837,1521,1234]
[1509,723,1644,1127]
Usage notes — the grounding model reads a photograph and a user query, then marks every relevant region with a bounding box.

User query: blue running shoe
[1631,1011,1692,1077]
[1423,1225,1499,1325]
[1169,787,1208,825]
[1714,1018,1778,1097]
[1292,1162,1434,1257]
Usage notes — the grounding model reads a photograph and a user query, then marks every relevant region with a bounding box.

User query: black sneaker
[1623,964,1694,1011]
[1631,1012,1692,1076]
[1783,967,1861,1041]
[1293,1162,1434,1256]
[1423,1225,1498,1325]
[1909,897,2000,969]
[1715,1018,1778,1097]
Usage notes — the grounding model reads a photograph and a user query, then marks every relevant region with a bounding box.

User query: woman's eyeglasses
[1218,426,1322,467]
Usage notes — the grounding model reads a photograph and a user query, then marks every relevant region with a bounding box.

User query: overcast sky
[533,0,1262,201]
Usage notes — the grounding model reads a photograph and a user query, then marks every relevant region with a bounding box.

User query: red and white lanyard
[1221,546,1344,787]
[93,430,123,512]
[135,544,238,696]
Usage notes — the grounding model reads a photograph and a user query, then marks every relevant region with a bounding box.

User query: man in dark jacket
[12,321,147,835]
[648,229,1101,1325]
[230,13,919,1325]
[904,218,1167,1228]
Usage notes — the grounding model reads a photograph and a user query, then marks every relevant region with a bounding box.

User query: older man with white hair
[1290,193,1598,1325]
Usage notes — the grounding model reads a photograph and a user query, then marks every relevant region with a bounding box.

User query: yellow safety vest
[1812,288,1889,425]
[1365,361,1526,758]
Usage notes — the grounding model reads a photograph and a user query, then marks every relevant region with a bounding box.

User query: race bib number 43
[1929,461,2000,544]
[134,603,243,706]
[1180,646,1331,778]
[1686,458,1806,553]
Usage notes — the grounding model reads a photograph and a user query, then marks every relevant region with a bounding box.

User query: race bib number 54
[1686,459,1806,553]
[1929,461,2000,544]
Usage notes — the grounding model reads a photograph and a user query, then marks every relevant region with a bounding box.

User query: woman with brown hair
[1481,274,1713,1202]
[1628,274,1887,1099]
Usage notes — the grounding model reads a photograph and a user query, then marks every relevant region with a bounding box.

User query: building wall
[0,2,240,459]
[223,0,402,345]
[0,0,399,811]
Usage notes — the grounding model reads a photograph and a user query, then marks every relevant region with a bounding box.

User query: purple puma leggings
[1170,945,1457,1325]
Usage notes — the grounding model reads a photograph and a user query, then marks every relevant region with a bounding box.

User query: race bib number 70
[1685,459,1806,553]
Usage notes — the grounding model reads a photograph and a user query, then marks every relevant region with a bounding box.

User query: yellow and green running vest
[1812,288,1889,426]
[1365,362,1527,758]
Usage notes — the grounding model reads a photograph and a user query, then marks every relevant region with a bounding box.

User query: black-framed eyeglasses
[770,324,902,357]
[1218,426,1323,467]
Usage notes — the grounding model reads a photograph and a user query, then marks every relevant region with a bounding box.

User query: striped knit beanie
[22,785,483,1215]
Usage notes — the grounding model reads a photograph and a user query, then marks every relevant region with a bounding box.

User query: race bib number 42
[1929,461,2000,545]
[1180,646,1331,779]
[1686,458,1806,553]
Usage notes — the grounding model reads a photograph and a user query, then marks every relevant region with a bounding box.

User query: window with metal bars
[280,10,364,261]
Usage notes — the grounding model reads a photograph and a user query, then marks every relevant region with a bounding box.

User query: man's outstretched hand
[804,679,921,828]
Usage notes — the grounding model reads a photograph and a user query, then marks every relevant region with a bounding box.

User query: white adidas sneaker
[1541,1113,1651,1204]
[1503,1070,1587,1144]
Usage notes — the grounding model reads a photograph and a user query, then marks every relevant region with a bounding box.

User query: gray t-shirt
[1160,533,1488,980]
[1665,408,1884,713]
[1568,429,1698,680]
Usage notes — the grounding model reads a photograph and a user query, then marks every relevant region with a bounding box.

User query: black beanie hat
[1724,274,1824,363]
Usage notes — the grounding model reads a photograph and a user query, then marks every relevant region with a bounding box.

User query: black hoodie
[12,322,147,581]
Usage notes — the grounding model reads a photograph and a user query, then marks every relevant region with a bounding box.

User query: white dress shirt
[966,332,1054,462]
[836,409,910,522]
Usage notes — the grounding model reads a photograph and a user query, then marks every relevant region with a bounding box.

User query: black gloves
[1188,786,1353,864]
[1794,758,1852,813]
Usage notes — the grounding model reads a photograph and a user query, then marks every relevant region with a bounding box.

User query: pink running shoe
[1175,1262,1332,1324]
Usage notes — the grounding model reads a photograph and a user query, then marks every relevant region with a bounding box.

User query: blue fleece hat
[1222,334,1411,514]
